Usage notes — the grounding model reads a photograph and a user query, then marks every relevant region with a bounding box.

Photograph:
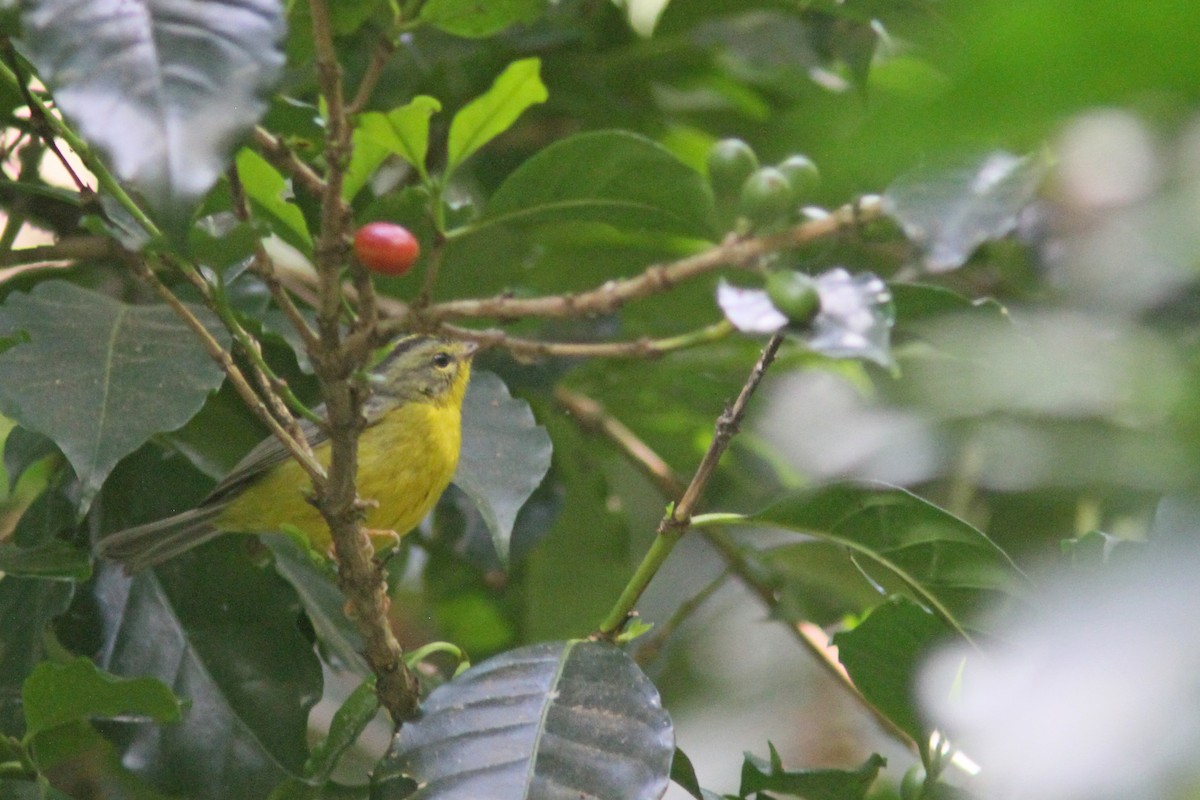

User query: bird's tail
[95,504,227,573]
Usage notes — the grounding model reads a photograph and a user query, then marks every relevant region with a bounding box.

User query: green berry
[900,765,927,800]
[707,138,759,201]
[738,167,794,227]
[765,270,821,323]
[777,154,821,202]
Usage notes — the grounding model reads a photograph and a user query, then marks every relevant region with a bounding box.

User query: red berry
[353,222,420,276]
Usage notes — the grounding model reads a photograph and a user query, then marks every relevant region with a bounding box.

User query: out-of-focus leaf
[372,640,674,800]
[483,130,718,239]
[453,371,552,565]
[236,148,313,253]
[671,747,707,800]
[264,534,368,676]
[346,96,441,198]
[88,539,321,800]
[0,577,73,737]
[740,744,885,800]
[0,282,229,511]
[883,151,1047,272]
[446,58,548,176]
[0,540,89,581]
[0,779,74,800]
[419,0,546,38]
[746,481,1026,641]
[22,656,181,741]
[19,0,286,229]
[762,540,891,626]
[3,427,55,492]
[833,596,953,745]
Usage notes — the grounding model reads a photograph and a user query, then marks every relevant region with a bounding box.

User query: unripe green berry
[738,167,794,227]
[765,269,821,324]
[777,154,821,202]
[707,138,759,201]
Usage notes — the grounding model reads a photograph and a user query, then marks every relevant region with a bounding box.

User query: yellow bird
[98,335,476,571]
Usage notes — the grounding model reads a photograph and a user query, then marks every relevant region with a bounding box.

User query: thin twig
[345,36,398,116]
[390,197,883,329]
[595,334,784,637]
[0,236,119,269]
[634,571,730,667]
[441,320,735,361]
[252,126,328,199]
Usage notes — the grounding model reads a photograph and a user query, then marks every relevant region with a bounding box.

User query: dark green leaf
[0,578,73,737]
[0,281,229,510]
[672,747,707,800]
[0,540,89,581]
[454,371,552,564]
[419,0,546,38]
[22,656,181,740]
[303,678,379,783]
[446,58,548,176]
[740,746,885,800]
[747,482,1027,641]
[832,596,952,745]
[883,151,1047,272]
[0,779,74,800]
[373,640,674,800]
[482,130,718,239]
[20,0,286,228]
[89,539,322,800]
[265,534,368,676]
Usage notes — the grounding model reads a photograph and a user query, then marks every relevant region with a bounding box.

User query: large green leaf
[22,656,182,741]
[419,0,546,38]
[236,148,313,253]
[0,577,73,737]
[454,371,552,564]
[19,0,286,228]
[833,595,953,746]
[346,96,442,198]
[87,539,322,800]
[373,640,674,800]
[0,281,229,511]
[745,482,1026,641]
[446,58,548,176]
[480,130,718,239]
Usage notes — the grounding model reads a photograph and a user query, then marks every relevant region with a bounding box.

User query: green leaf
[419,0,546,38]
[236,148,313,252]
[739,746,886,800]
[0,578,73,737]
[304,678,379,783]
[481,130,718,239]
[883,150,1048,272]
[372,640,674,800]
[0,779,74,800]
[832,596,953,746]
[446,57,548,176]
[22,657,181,741]
[746,482,1027,642]
[265,534,368,676]
[86,539,322,800]
[0,541,89,581]
[346,96,442,198]
[19,0,286,229]
[454,371,552,564]
[0,281,229,511]
[3,427,55,493]
[671,747,707,800]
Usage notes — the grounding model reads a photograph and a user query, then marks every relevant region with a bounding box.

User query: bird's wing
[204,416,329,504]
[202,397,399,505]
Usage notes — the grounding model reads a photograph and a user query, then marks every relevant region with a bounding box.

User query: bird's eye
[432,352,452,368]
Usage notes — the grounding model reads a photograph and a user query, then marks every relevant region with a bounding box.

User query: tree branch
[307,0,420,724]
[595,333,784,637]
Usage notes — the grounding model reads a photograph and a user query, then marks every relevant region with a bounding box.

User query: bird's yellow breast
[215,399,463,553]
